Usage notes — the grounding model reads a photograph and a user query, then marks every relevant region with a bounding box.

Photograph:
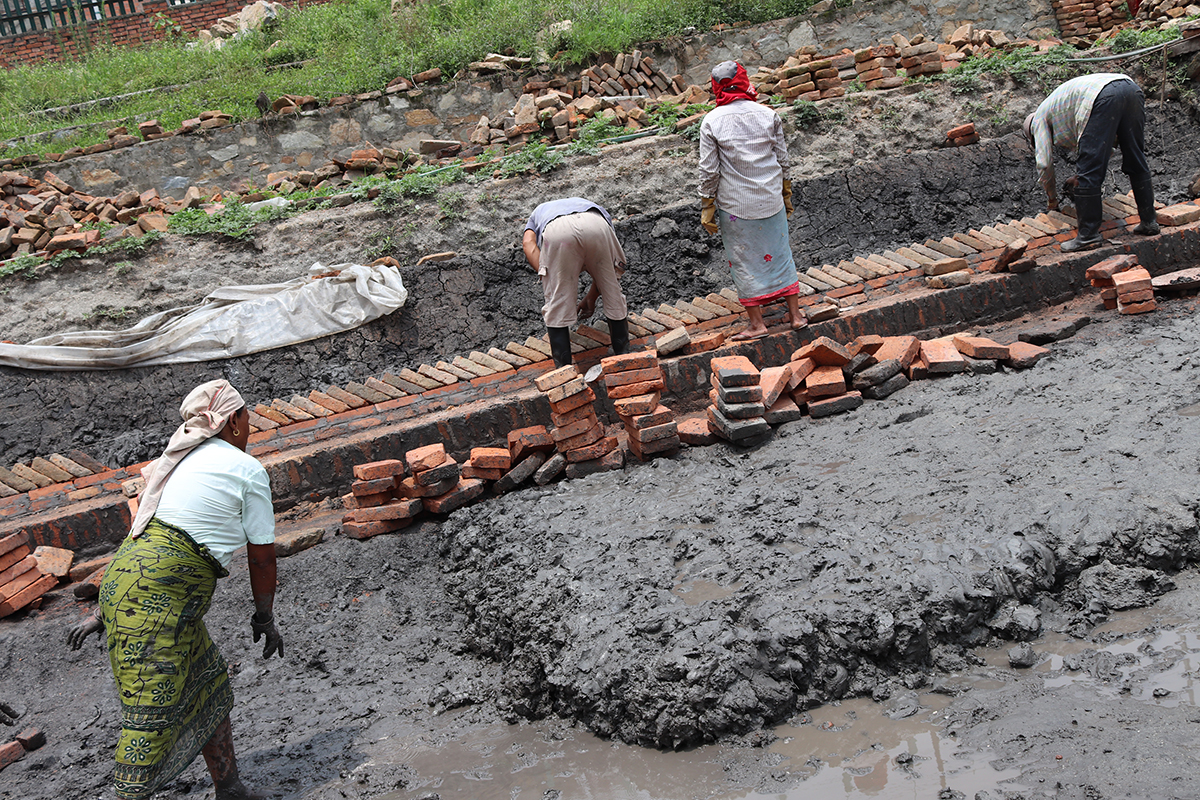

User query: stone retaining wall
[23,0,1057,200]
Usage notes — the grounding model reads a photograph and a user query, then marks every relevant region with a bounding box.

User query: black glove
[251,611,284,659]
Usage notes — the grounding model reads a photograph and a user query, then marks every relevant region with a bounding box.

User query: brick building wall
[0,0,327,67]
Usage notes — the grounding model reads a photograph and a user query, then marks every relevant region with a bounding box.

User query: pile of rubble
[1135,0,1200,24]
[0,169,201,261]
[1051,0,1131,40]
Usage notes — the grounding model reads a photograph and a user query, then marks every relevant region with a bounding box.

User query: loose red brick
[788,357,816,389]
[612,392,661,417]
[678,417,718,446]
[350,490,393,508]
[764,394,803,425]
[952,335,1009,360]
[68,554,112,583]
[15,727,45,751]
[397,475,458,498]
[351,477,396,496]
[0,532,28,559]
[549,385,597,413]
[630,421,679,444]
[493,452,549,494]
[0,740,25,771]
[552,416,602,441]
[508,425,555,461]
[413,457,461,486]
[550,404,599,428]
[556,423,604,452]
[921,339,967,374]
[423,478,486,513]
[1119,288,1154,303]
[547,376,590,404]
[1156,202,1200,226]
[0,573,58,617]
[351,498,422,522]
[1004,341,1050,368]
[461,461,508,481]
[608,379,665,399]
[1118,299,1158,315]
[848,334,885,358]
[1112,267,1152,294]
[1085,254,1137,281]
[533,364,580,392]
[806,366,847,398]
[406,443,447,473]
[622,405,675,430]
[807,391,864,418]
[946,122,975,139]
[600,351,659,373]
[343,518,411,539]
[565,435,619,463]
[759,366,791,408]
[710,355,759,386]
[792,336,851,366]
[0,556,35,587]
[32,545,73,577]
[341,493,360,511]
[352,459,406,481]
[604,366,664,389]
[875,335,921,369]
[469,447,511,470]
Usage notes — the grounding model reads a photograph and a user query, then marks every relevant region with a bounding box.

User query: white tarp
[0,263,407,371]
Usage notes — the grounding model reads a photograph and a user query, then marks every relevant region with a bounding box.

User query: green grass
[0,0,824,159]
[935,45,1082,93]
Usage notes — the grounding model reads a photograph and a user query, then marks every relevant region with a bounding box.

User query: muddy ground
[3,73,1200,467]
[2,290,1200,800]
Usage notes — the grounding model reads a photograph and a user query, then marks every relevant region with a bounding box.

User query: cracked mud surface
[3,292,1200,799]
[3,79,1199,467]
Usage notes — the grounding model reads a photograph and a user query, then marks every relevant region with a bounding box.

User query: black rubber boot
[547,327,573,368]
[1061,188,1104,252]
[1130,176,1160,236]
[607,317,630,356]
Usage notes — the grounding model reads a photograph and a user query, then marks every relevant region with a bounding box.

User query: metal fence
[1,0,143,38]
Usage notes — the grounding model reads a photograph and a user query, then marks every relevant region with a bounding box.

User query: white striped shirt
[698,100,789,220]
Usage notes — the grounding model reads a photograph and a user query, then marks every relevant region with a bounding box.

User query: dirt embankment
[3,77,1200,468]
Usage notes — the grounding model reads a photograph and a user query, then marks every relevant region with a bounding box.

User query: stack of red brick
[341,445,486,539]
[605,352,680,461]
[749,47,846,101]
[1052,0,1130,40]
[896,37,945,78]
[707,355,772,444]
[1087,254,1156,314]
[0,533,72,618]
[852,46,904,90]
[0,727,46,774]
[579,52,685,100]
[536,365,625,479]
[789,338,866,418]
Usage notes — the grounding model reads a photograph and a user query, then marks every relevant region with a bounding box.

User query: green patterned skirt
[99,518,232,799]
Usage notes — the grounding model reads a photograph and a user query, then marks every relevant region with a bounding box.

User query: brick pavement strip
[418,364,459,385]
[0,482,15,499]
[881,250,922,269]
[628,312,666,333]
[379,374,423,395]
[30,457,73,483]
[808,267,846,288]
[325,385,369,408]
[566,332,590,353]
[11,464,51,489]
[705,293,745,313]
[272,398,317,421]
[823,264,862,285]
[908,242,947,261]
[658,303,698,324]
[470,351,515,373]
[253,404,291,426]
[676,300,715,321]
[505,342,548,363]
[522,336,554,356]
[682,332,726,355]
[451,356,492,377]
[362,378,404,400]
[575,325,612,347]
[398,368,442,390]
[896,246,935,265]
[289,395,332,417]
[641,308,686,329]
[692,297,732,317]
[837,260,876,280]
[656,326,690,355]
[247,410,278,431]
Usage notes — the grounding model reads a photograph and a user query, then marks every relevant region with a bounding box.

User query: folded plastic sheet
[0,263,407,371]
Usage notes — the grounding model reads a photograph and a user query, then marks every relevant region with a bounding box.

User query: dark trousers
[1075,79,1149,192]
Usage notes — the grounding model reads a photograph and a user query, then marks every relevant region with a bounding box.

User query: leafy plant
[566,116,624,155]
[0,254,43,280]
[496,141,562,178]
[168,202,288,241]
[791,99,822,128]
[83,305,134,323]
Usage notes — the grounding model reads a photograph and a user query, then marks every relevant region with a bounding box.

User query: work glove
[701,197,718,234]
[251,611,284,659]
[782,179,794,217]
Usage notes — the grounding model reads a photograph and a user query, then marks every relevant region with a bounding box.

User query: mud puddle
[375,697,1021,800]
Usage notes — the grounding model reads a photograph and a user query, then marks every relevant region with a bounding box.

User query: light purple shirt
[698,99,789,220]
[525,198,613,247]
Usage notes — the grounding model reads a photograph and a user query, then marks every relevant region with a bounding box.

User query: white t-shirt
[155,438,275,568]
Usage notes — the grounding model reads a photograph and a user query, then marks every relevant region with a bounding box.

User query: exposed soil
[3,291,1200,800]
[3,73,1199,467]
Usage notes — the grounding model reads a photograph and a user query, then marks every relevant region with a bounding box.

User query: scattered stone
[1007,643,1037,668]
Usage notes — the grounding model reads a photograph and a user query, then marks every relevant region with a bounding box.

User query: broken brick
[508,425,555,462]
[494,452,549,494]
[791,337,851,367]
[469,447,511,471]
[952,335,1009,360]
[759,365,791,408]
[806,365,847,398]
[15,728,45,751]
[565,435,619,463]
[413,457,461,486]
[405,444,447,473]
[608,379,665,399]
[1118,299,1157,315]
[808,391,864,418]
[32,546,73,578]
[920,339,967,374]
[423,478,485,514]
[874,335,921,368]
[612,392,661,417]
[678,417,718,446]
[1112,268,1152,294]
[1003,341,1050,368]
[710,355,760,386]
[788,357,816,388]
[0,740,25,771]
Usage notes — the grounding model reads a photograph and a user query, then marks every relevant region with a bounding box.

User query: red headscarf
[711,61,758,106]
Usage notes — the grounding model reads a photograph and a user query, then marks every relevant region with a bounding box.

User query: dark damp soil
[3,291,1200,799]
[3,77,1200,467]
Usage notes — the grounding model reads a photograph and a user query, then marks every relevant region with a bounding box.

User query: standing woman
[699,60,806,340]
[68,379,282,800]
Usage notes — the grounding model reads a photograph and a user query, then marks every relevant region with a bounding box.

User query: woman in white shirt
[699,60,806,341]
[69,379,281,800]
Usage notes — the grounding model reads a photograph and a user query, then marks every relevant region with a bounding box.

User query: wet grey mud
[5,291,1200,800]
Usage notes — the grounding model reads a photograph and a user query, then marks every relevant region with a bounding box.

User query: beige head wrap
[129,379,245,538]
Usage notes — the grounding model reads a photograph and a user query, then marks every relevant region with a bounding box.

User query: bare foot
[215,779,272,800]
[729,327,769,342]
[785,312,807,330]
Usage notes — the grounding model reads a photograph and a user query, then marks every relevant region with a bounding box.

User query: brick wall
[0,0,330,67]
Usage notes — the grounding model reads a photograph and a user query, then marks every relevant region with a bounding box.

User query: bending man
[69,379,282,800]
[699,60,805,341]
[523,197,630,368]
[1024,72,1158,252]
